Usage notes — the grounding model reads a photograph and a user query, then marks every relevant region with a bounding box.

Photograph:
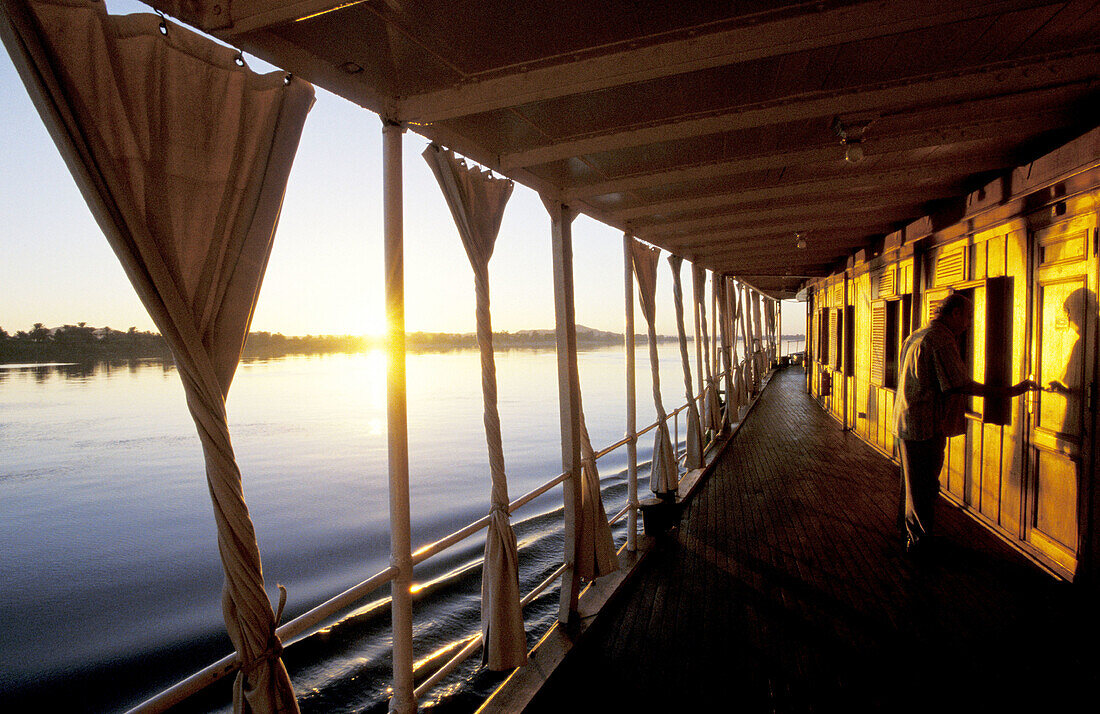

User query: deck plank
[523,366,1100,712]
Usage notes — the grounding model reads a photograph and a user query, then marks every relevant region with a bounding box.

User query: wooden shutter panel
[935,249,965,286]
[871,302,886,385]
[830,309,840,369]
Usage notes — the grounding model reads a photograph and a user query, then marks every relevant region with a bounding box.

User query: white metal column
[711,273,719,382]
[693,266,704,405]
[624,233,638,552]
[383,120,415,714]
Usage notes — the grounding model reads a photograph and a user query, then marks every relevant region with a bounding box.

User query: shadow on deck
[523,366,1099,712]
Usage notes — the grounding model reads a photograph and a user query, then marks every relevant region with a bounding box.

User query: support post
[778,299,783,359]
[547,199,583,625]
[383,120,415,714]
[693,267,703,401]
[711,273,718,381]
[624,233,638,552]
[806,297,813,393]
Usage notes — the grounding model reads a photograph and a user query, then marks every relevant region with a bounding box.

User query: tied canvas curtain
[576,393,619,581]
[668,256,703,470]
[752,290,765,377]
[770,299,777,364]
[693,265,722,436]
[765,298,775,362]
[0,1,314,711]
[630,239,677,494]
[737,282,754,391]
[730,281,748,409]
[716,275,735,429]
[422,144,527,670]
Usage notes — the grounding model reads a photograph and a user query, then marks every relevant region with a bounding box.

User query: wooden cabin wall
[804,149,1100,582]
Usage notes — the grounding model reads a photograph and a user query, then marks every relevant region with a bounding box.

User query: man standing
[892,292,1035,554]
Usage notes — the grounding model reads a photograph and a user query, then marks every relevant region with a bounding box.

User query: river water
[0,340,801,712]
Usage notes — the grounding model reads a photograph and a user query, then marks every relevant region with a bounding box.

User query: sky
[0,0,806,339]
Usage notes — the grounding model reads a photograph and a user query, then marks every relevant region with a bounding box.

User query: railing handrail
[126,369,740,714]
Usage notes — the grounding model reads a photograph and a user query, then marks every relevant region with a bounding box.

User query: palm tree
[30,323,50,343]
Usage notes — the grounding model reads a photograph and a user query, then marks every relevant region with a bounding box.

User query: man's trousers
[898,435,947,546]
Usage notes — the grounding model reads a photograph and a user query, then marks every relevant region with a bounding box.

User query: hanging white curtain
[752,290,765,379]
[723,279,741,417]
[693,265,722,435]
[630,239,678,495]
[422,144,526,670]
[724,277,740,423]
[765,297,777,363]
[0,2,314,711]
[576,393,619,581]
[715,275,734,429]
[668,256,703,469]
[738,282,754,390]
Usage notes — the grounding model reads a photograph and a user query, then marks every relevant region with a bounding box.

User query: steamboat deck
[512,366,1099,712]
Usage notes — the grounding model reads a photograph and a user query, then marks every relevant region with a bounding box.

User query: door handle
[1027,372,1037,416]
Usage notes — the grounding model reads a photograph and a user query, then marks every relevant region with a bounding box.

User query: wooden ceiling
[152,0,1100,297]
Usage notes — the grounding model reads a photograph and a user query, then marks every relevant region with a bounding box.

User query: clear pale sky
[0,0,806,338]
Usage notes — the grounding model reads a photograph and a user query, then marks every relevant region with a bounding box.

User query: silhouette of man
[892,292,1036,554]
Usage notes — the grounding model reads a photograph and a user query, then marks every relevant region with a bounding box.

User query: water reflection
[0,358,178,384]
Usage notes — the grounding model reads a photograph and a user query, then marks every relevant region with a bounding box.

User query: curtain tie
[240,584,288,676]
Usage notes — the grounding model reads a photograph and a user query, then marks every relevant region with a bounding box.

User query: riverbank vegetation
[0,323,756,363]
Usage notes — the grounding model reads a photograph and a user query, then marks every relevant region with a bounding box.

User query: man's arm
[948,379,1038,398]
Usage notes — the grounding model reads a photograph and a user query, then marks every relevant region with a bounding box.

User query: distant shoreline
[0,323,805,363]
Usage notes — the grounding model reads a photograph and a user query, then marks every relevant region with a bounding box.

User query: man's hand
[1010,379,1039,397]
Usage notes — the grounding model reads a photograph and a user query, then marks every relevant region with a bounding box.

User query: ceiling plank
[499,47,1100,169]
[395,0,1055,123]
[638,197,917,238]
[709,255,841,273]
[656,220,897,250]
[632,194,929,237]
[696,238,865,258]
[562,105,1064,201]
[613,158,1007,222]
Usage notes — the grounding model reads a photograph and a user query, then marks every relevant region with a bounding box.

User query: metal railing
[126,366,751,714]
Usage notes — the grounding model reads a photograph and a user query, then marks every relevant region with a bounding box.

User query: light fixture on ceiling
[832,116,873,164]
[795,232,807,249]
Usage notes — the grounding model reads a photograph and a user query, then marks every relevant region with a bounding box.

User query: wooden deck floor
[524,366,1099,712]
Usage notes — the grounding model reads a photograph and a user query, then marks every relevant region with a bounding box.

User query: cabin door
[1025,213,1097,576]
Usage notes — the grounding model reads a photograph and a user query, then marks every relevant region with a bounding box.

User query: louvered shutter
[871,302,886,386]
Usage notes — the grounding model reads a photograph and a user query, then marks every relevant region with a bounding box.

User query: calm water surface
[0,341,800,712]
